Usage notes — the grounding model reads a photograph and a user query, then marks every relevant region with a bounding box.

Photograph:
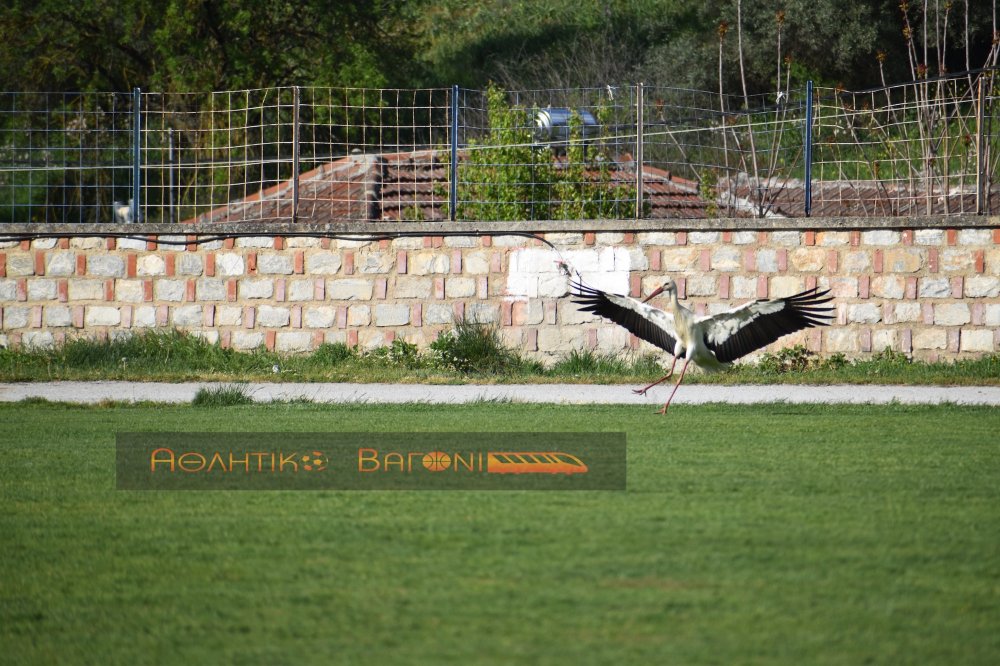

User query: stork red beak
[642,285,665,303]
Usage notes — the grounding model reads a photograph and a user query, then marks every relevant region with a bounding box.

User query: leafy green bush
[756,344,816,374]
[430,319,538,374]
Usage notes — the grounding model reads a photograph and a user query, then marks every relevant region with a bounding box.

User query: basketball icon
[422,451,451,472]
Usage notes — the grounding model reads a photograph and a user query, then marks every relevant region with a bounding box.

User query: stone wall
[1,218,999,361]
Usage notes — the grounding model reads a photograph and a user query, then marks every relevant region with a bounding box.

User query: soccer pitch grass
[2,402,999,665]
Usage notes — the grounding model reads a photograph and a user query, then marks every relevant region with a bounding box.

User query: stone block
[661,247,700,271]
[326,278,373,300]
[235,236,274,248]
[258,305,290,327]
[965,276,1000,298]
[27,279,57,301]
[686,275,717,297]
[918,277,951,298]
[756,248,779,272]
[933,303,971,326]
[983,304,1000,327]
[3,306,30,328]
[258,253,294,275]
[305,252,343,275]
[871,276,905,299]
[116,280,145,303]
[913,329,946,350]
[172,305,203,326]
[348,305,371,326]
[890,302,922,323]
[276,331,313,353]
[196,278,227,301]
[88,255,126,277]
[424,304,453,325]
[463,251,490,275]
[445,277,476,298]
[239,278,274,299]
[848,303,881,324]
[712,245,743,273]
[825,329,858,352]
[216,253,245,276]
[466,303,497,323]
[45,252,75,276]
[68,280,104,301]
[176,254,204,276]
[395,276,433,299]
[232,331,265,350]
[44,306,72,327]
[861,230,900,245]
[883,248,923,272]
[957,229,991,245]
[537,274,569,298]
[842,251,871,273]
[22,331,54,349]
[688,231,720,244]
[358,251,394,274]
[914,229,944,245]
[770,276,805,298]
[304,306,336,328]
[216,306,242,326]
[133,306,156,327]
[960,329,994,352]
[785,248,822,272]
[771,231,802,246]
[136,255,166,276]
[636,232,678,246]
[940,249,974,272]
[443,236,477,248]
[0,280,16,301]
[287,279,315,301]
[409,252,450,274]
[5,254,34,277]
[85,306,121,326]
[374,304,410,326]
[155,279,186,302]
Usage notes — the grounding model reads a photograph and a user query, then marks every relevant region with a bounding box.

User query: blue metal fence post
[804,80,814,217]
[450,85,459,221]
[132,87,141,223]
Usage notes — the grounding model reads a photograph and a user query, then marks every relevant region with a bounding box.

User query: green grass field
[3,401,999,664]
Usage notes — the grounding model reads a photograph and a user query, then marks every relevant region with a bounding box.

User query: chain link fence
[1,69,996,224]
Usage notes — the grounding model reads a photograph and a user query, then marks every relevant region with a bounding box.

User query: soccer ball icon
[300,451,328,472]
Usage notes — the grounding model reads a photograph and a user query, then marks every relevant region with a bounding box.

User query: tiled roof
[188,151,993,223]
[187,150,719,223]
[719,179,996,218]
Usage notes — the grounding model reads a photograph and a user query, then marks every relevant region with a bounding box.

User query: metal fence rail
[0,69,996,224]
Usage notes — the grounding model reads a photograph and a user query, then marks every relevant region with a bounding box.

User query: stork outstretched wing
[570,281,680,354]
[700,287,834,363]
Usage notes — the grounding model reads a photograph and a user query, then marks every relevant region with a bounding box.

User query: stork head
[642,277,678,303]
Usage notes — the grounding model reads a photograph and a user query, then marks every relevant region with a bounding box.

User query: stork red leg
[656,358,691,415]
[632,357,678,396]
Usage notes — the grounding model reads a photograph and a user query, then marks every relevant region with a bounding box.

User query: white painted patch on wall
[505,247,631,300]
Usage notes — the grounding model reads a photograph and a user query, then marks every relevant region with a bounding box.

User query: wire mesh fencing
[0,69,996,225]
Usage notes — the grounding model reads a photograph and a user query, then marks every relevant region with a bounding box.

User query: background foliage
[2,0,996,95]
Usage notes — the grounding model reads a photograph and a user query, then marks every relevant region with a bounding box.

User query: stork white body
[572,277,834,414]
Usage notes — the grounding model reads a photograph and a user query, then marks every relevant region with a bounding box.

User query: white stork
[572,277,834,414]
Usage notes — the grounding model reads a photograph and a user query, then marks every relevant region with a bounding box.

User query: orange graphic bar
[486,451,588,475]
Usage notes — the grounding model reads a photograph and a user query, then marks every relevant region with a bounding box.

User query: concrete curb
[2,382,1000,406]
